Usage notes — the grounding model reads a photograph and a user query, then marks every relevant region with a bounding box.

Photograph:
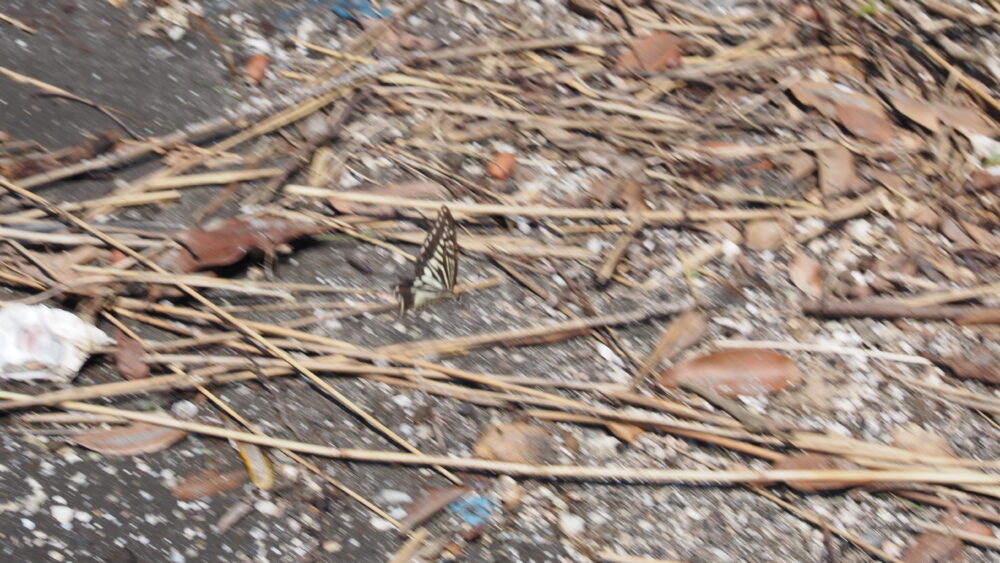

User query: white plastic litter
[0,304,112,382]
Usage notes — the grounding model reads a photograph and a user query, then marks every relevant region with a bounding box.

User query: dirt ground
[2,1,1000,562]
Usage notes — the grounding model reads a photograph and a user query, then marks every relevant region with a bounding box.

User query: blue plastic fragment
[330,0,392,22]
[448,495,499,527]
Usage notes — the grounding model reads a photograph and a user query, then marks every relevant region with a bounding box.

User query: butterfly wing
[396,206,458,314]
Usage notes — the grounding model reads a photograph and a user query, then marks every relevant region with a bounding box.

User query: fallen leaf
[881,87,941,133]
[487,152,517,180]
[901,513,995,563]
[658,349,802,397]
[788,252,823,298]
[171,469,247,500]
[244,53,269,85]
[473,422,558,464]
[328,181,449,216]
[891,424,955,458]
[770,453,866,492]
[817,145,863,197]
[113,328,150,381]
[968,170,1000,192]
[399,486,471,531]
[641,310,708,375]
[172,215,328,272]
[744,220,787,251]
[791,80,893,144]
[783,151,816,182]
[235,440,274,491]
[932,103,997,136]
[922,354,1000,385]
[606,422,644,444]
[619,179,649,212]
[71,422,187,456]
[615,32,682,73]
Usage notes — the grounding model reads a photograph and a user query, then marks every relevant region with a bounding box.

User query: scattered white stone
[376,489,413,505]
[254,500,282,517]
[322,541,342,553]
[391,394,412,409]
[47,551,65,562]
[21,518,35,530]
[50,505,74,526]
[558,512,586,537]
[370,517,395,531]
[171,400,199,419]
[75,510,92,524]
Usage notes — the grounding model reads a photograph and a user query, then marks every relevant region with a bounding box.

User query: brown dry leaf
[891,424,955,458]
[961,221,1000,250]
[788,251,823,298]
[615,32,682,73]
[399,486,471,532]
[881,87,941,133]
[71,422,187,456]
[235,440,274,491]
[244,53,269,84]
[744,220,787,251]
[784,151,816,182]
[606,422,645,444]
[473,422,558,464]
[487,152,517,180]
[770,453,866,492]
[172,215,327,273]
[968,170,1000,193]
[817,145,863,197]
[790,80,893,144]
[922,354,1000,385]
[658,349,802,397]
[171,469,247,500]
[619,179,649,212]
[901,513,994,563]
[932,103,997,136]
[643,310,708,372]
[328,181,449,217]
[113,328,149,381]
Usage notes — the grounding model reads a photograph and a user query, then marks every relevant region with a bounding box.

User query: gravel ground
[2,1,1000,562]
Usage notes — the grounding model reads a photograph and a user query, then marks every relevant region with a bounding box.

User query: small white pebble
[370,517,395,531]
[50,506,74,526]
[254,500,282,517]
[559,512,586,537]
[323,541,342,553]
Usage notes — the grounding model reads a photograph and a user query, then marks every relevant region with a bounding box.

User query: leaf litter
[1,0,1000,561]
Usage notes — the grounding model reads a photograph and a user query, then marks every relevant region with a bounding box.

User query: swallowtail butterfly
[395,206,458,314]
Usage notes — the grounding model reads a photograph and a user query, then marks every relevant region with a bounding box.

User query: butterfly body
[395,206,458,315]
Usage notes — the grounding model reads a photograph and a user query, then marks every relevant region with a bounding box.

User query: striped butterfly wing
[396,206,458,314]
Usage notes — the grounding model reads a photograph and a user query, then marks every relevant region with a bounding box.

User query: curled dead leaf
[658,349,802,397]
[170,214,327,273]
[791,80,893,144]
[615,32,682,73]
[770,453,867,492]
[901,512,995,563]
[744,220,787,251]
[487,152,517,180]
[473,422,557,464]
[244,54,270,85]
[114,328,150,381]
[172,469,247,500]
[817,145,864,197]
[788,252,823,299]
[881,87,941,133]
[399,486,471,532]
[922,354,1000,386]
[71,422,187,456]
